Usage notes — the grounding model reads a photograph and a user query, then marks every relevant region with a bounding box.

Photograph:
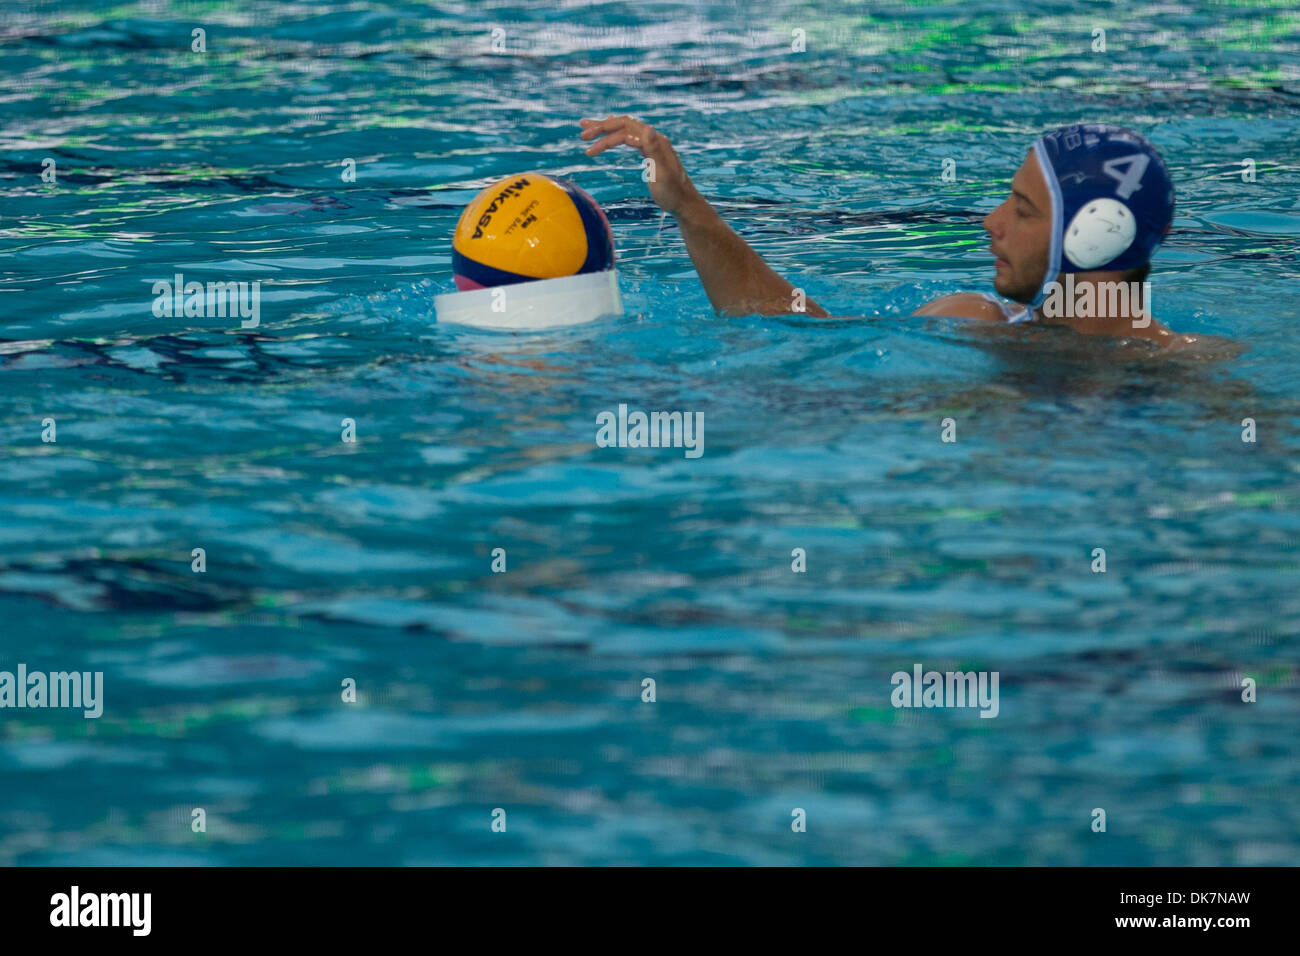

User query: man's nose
[982,207,1000,236]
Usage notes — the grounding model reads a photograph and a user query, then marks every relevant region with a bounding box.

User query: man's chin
[992,272,1035,304]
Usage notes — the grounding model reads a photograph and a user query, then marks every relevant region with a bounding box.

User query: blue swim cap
[1026,123,1175,310]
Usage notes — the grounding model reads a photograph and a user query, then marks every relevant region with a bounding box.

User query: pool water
[1,0,1298,865]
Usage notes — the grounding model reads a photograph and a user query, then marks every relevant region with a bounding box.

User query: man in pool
[579,115,1204,349]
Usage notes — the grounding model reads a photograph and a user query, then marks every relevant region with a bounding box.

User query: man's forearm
[674,192,829,318]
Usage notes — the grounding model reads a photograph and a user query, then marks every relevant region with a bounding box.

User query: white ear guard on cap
[434,269,623,331]
[1063,199,1137,270]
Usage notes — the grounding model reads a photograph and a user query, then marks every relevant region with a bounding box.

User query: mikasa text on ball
[451,173,615,291]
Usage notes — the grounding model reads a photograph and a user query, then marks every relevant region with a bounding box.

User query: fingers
[579,114,655,156]
[582,122,665,163]
[584,129,637,157]
[579,114,638,138]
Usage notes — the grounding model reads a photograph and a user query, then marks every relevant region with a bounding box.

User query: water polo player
[579,115,1211,350]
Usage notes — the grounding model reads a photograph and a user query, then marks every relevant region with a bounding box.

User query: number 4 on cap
[1101,153,1150,200]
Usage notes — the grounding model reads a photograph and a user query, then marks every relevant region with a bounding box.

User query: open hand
[580,115,698,216]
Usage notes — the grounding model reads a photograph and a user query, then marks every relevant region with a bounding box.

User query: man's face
[983,150,1053,303]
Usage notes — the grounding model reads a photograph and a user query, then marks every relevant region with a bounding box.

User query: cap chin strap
[1023,137,1065,315]
[1005,304,1036,325]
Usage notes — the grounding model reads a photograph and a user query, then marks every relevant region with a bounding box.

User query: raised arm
[580,115,829,318]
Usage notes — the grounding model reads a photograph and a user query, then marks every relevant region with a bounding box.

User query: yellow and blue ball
[451,172,615,291]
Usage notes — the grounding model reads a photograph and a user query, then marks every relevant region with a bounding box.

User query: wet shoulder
[912,293,1008,322]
